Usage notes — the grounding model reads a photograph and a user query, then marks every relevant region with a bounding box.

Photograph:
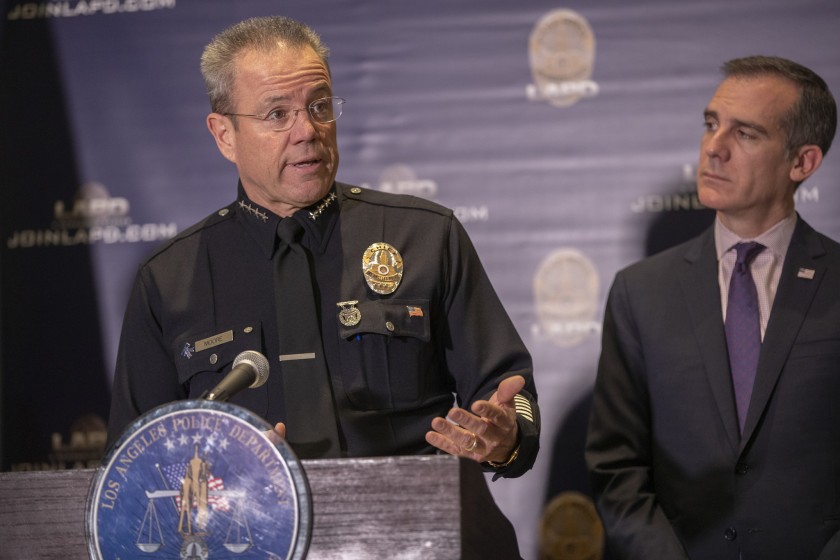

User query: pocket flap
[173,323,264,385]
[338,300,430,342]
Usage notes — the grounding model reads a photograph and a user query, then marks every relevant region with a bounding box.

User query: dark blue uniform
[108,182,539,477]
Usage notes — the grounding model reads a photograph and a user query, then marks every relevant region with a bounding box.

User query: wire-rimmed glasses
[223,96,345,132]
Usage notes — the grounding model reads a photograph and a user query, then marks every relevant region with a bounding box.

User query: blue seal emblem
[86,400,311,560]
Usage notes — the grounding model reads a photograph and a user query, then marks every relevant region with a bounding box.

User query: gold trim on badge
[337,300,362,326]
[362,243,403,295]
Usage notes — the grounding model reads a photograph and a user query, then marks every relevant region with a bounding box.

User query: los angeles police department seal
[86,400,311,560]
[539,491,604,560]
[528,9,598,108]
[533,248,600,347]
[362,242,404,295]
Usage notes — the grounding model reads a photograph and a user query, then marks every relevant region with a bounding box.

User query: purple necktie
[725,242,765,433]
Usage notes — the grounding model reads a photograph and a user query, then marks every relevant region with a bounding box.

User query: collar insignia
[309,192,337,221]
[238,200,269,222]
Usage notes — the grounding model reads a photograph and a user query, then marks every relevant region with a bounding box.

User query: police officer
[107,15,539,480]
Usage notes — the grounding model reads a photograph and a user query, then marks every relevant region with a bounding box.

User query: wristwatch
[485,445,520,469]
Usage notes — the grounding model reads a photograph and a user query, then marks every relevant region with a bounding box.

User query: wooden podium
[0,455,521,559]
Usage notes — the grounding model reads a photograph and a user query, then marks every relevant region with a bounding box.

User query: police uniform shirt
[108,182,539,478]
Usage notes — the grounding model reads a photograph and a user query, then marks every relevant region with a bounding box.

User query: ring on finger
[465,431,478,452]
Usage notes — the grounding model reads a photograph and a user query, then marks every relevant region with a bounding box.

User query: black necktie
[725,241,764,433]
[274,217,341,458]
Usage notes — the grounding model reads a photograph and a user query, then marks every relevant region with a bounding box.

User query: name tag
[195,330,234,351]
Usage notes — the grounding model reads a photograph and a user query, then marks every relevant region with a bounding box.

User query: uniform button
[723,527,737,541]
[218,208,229,216]
[385,321,395,332]
[209,353,218,364]
[351,187,362,194]
[736,463,750,475]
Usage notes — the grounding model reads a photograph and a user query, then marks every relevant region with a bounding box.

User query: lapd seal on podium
[86,399,311,560]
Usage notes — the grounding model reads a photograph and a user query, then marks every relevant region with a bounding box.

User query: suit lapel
[678,229,741,453]
[740,219,826,449]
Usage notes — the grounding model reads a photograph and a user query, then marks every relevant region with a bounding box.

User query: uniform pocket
[337,299,439,410]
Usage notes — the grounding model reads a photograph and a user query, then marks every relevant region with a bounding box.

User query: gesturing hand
[425,375,525,464]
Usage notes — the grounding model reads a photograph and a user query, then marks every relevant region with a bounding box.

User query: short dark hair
[722,55,837,157]
[200,16,330,115]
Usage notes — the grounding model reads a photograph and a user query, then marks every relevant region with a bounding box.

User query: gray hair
[200,16,330,114]
[722,55,836,158]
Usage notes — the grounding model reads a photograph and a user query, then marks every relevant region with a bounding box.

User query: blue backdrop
[2,0,839,556]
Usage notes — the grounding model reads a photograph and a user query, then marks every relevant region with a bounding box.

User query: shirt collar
[296,189,339,254]
[234,181,339,259]
[714,211,797,261]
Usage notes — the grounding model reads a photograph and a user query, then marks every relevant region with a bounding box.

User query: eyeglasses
[223,96,345,132]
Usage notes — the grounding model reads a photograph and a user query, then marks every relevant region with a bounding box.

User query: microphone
[205,350,270,402]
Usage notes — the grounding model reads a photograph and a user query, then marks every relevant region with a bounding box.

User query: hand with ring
[465,431,478,453]
[425,375,525,464]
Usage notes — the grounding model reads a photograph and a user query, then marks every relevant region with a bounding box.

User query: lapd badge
[86,400,311,560]
[527,9,598,108]
[539,491,604,560]
[337,300,362,326]
[362,242,403,295]
[533,248,600,347]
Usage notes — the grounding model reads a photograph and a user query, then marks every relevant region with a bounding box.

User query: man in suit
[585,56,839,559]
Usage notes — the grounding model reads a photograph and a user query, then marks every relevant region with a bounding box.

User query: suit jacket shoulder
[787,215,840,259]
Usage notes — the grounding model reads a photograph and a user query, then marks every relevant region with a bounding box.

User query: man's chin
[697,185,725,212]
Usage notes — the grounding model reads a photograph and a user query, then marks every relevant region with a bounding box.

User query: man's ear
[790,144,823,184]
[207,113,237,164]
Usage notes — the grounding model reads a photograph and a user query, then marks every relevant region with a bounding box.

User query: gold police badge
[362,242,403,295]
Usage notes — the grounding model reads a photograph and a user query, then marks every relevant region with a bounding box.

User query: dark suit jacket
[586,217,840,559]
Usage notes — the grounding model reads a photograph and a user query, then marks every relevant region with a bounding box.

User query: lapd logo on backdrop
[362,164,489,224]
[87,401,311,560]
[527,9,599,107]
[539,491,604,560]
[367,164,439,199]
[5,181,176,249]
[631,165,705,214]
[532,248,601,347]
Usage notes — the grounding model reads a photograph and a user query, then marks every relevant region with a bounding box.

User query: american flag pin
[407,306,424,318]
[797,268,816,280]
